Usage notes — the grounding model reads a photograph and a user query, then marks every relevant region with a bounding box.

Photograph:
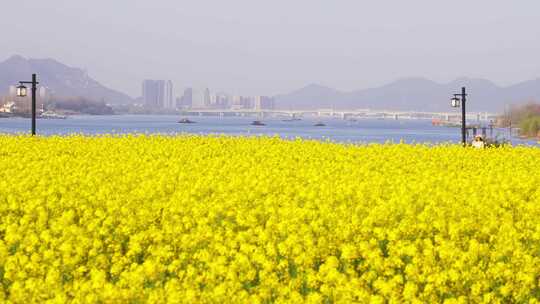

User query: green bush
[519,116,540,138]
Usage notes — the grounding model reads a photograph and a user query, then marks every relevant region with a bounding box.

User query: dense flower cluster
[1,135,540,303]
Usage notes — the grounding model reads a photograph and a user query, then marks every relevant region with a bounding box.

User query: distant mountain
[0,55,133,104]
[344,77,445,111]
[275,77,540,112]
[274,84,343,109]
[504,78,540,103]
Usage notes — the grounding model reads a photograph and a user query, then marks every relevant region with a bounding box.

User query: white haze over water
[1,0,540,97]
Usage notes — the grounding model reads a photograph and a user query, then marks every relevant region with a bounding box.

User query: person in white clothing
[472,135,485,148]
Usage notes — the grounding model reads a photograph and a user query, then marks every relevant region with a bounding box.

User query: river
[0,115,536,145]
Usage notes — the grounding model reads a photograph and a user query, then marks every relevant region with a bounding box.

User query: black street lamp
[450,87,467,146]
[16,74,39,136]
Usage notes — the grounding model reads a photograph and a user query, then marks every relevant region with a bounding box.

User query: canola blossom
[1,134,540,303]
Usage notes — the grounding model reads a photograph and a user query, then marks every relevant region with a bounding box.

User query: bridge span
[181,109,498,121]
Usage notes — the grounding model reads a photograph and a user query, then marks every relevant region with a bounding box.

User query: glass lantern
[16,85,27,97]
[451,97,461,108]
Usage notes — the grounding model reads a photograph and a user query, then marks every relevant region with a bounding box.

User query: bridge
[181,108,498,122]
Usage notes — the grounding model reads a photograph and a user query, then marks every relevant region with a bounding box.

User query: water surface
[0,115,535,145]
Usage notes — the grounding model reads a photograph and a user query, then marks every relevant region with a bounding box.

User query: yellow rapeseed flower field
[1,135,540,303]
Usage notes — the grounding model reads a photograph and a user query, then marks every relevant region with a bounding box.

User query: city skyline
[141,79,276,111]
[2,1,539,98]
[1,54,539,112]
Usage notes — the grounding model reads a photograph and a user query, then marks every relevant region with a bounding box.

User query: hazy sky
[2,0,540,97]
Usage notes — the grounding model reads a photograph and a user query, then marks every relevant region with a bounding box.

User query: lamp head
[451,97,461,108]
[16,84,27,97]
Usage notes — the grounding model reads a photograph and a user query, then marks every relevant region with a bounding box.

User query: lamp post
[451,87,467,146]
[16,74,39,136]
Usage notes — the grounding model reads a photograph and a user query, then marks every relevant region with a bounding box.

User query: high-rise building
[192,88,211,109]
[213,93,230,109]
[255,96,275,110]
[231,95,254,109]
[192,89,204,109]
[231,95,243,109]
[142,79,174,109]
[163,80,174,109]
[204,88,211,108]
[175,97,183,109]
[142,80,159,108]
[179,88,193,108]
[243,96,254,109]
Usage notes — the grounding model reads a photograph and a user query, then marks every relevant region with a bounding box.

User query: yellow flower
[0,135,539,302]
